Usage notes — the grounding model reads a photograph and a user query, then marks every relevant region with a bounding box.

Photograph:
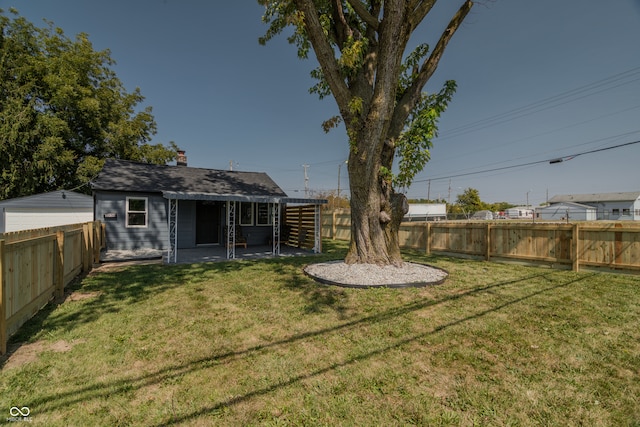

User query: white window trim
[126,196,148,228]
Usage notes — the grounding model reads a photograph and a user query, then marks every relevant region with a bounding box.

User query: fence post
[425,223,431,255]
[92,221,100,265]
[55,230,65,298]
[0,240,6,355]
[572,223,580,272]
[332,210,337,240]
[82,223,90,272]
[486,223,492,261]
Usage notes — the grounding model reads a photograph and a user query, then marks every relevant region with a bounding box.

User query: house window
[239,202,253,226]
[126,197,148,227]
[623,208,630,216]
[612,208,620,216]
[256,203,273,226]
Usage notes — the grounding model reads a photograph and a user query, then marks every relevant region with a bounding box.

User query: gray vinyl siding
[600,201,637,220]
[95,191,168,251]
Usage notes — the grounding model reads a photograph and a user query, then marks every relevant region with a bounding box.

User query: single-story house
[0,190,93,234]
[535,202,597,221]
[548,192,640,220]
[91,157,326,262]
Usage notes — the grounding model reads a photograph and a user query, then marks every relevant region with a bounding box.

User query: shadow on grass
[6,260,251,344]
[23,266,596,424]
[3,243,347,365]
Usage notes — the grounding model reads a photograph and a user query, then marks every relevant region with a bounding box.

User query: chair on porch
[224,225,247,248]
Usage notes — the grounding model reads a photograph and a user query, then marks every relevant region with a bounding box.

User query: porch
[164,192,326,264]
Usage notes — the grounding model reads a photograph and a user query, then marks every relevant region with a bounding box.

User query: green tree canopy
[0,8,176,199]
[455,187,484,214]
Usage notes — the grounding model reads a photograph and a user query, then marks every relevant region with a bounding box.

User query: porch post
[313,204,322,253]
[226,200,236,259]
[272,202,281,256]
[168,198,178,263]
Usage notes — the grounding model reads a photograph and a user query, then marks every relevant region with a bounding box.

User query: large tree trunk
[345,140,409,266]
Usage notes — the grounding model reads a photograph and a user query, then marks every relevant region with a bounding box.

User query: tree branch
[345,0,379,31]
[408,0,438,30]
[331,0,352,48]
[390,0,472,136]
[293,0,352,114]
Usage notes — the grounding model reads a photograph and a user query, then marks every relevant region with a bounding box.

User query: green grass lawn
[1,241,639,426]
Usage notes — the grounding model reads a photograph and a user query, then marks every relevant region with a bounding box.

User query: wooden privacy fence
[322,210,640,273]
[0,221,103,355]
[285,205,320,250]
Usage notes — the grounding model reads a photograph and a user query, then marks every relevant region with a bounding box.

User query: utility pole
[302,164,310,198]
[337,160,347,200]
[337,164,342,200]
[427,179,431,201]
[447,178,452,220]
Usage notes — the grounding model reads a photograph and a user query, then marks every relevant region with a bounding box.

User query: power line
[414,139,640,183]
[439,66,640,140]
[434,129,640,177]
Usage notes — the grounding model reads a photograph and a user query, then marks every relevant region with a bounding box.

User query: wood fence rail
[1,221,103,355]
[322,210,640,273]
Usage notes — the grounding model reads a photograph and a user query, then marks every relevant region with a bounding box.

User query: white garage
[536,202,597,221]
[0,190,93,233]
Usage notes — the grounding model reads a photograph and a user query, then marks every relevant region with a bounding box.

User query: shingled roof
[91,159,289,200]
[549,192,640,204]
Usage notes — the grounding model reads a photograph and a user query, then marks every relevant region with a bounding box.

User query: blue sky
[4,0,640,207]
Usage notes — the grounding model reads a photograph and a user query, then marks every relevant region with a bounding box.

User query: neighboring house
[548,192,640,220]
[403,203,447,221]
[536,202,597,221]
[91,157,325,262]
[506,207,534,219]
[0,190,93,233]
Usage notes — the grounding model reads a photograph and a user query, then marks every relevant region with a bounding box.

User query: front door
[196,201,220,245]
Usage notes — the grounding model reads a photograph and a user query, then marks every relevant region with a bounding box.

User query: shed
[535,202,597,221]
[91,158,326,262]
[0,190,93,233]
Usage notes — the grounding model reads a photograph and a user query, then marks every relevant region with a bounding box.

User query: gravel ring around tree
[304,260,448,289]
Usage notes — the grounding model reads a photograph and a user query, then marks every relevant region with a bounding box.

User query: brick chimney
[176,150,187,166]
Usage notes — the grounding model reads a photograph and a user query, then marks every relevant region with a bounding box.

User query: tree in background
[449,187,515,217]
[488,201,515,213]
[260,0,473,265]
[454,187,484,215]
[0,8,177,200]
